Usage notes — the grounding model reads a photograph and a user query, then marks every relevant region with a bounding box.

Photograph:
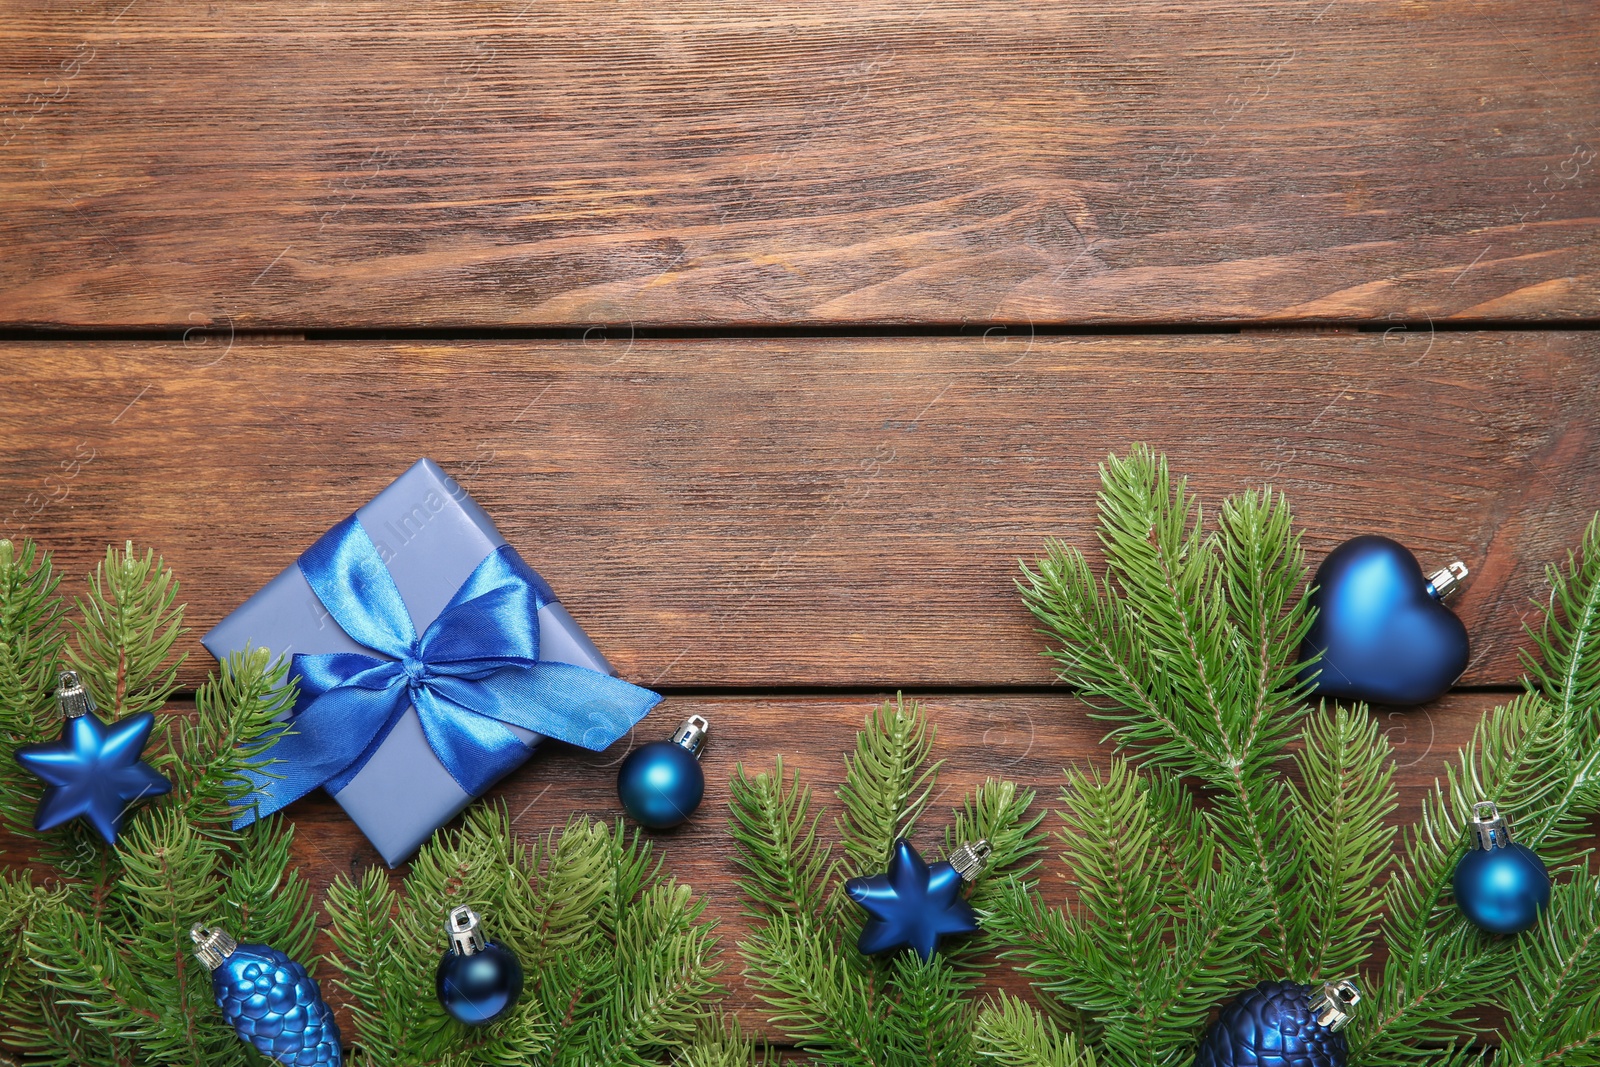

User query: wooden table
[3,0,1597,1049]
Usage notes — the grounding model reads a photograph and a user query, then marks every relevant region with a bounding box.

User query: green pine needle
[67,541,187,723]
[837,693,941,879]
[0,538,67,839]
[973,993,1098,1067]
[1286,702,1398,979]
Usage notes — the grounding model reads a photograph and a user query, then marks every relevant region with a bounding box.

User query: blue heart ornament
[1300,535,1469,707]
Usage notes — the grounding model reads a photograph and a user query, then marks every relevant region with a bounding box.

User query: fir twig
[327,807,722,1067]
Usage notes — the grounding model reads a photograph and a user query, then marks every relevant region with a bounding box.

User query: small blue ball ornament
[13,671,172,846]
[845,838,991,961]
[1453,801,1550,935]
[1193,979,1360,1067]
[1300,535,1470,706]
[191,924,341,1066]
[436,905,524,1026]
[616,715,709,829]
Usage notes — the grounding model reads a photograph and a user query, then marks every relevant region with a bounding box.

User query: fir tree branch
[941,778,1045,919]
[66,542,186,723]
[173,648,297,831]
[328,809,721,1067]
[973,993,1098,1067]
[0,538,67,838]
[1020,540,1203,768]
[1215,488,1315,765]
[583,881,720,1066]
[1020,450,1310,973]
[325,867,410,1065]
[1498,866,1600,1066]
[675,1014,773,1067]
[1514,514,1600,868]
[739,911,887,1067]
[1360,692,1578,1062]
[1286,703,1398,980]
[729,758,836,927]
[836,694,940,879]
[1522,513,1600,751]
[987,760,1265,1067]
[886,953,976,1067]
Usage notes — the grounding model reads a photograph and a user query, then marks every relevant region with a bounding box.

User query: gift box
[202,458,659,866]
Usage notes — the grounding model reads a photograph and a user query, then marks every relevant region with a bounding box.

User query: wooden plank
[3,332,1598,689]
[0,690,1519,1038]
[0,0,1595,329]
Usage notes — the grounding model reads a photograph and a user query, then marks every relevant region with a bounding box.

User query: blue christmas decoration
[845,838,990,961]
[616,715,709,829]
[1453,802,1550,935]
[436,905,524,1026]
[1300,535,1470,706]
[13,671,171,845]
[191,924,341,1067]
[1194,979,1360,1067]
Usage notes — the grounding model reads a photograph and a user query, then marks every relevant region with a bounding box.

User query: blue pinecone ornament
[192,924,342,1066]
[1194,979,1360,1067]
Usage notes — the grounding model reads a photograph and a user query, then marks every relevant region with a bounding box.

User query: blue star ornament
[846,838,981,960]
[15,709,171,845]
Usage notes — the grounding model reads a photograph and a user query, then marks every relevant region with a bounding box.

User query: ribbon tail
[231,674,411,828]
[231,723,327,828]
[412,686,536,798]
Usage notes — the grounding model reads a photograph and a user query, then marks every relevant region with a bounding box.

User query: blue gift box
[202,458,656,866]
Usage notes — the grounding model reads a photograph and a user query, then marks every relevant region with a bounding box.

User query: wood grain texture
[0,691,1526,1038]
[1,0,1596,329]
[1,332,1597,689]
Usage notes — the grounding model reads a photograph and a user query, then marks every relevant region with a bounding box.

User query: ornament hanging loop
[446,905,488,956]
[1426,561,1470,601]
[669,715,710,757]
[55,670,94,719]
[949,839,992,883]
[1469,801,1514,850]
[1309,978,1361,1031]
[190,923,239,971]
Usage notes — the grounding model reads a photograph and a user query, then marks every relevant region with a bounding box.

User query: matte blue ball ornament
[846,838,991,961]
[1193,978,1360,1067]
[436,905,524,1026]
[13,671,171,846]
[191,924,341,1066]
[1453,801,1550,935]
[1301,535,1470,706]
[616,715,709,829]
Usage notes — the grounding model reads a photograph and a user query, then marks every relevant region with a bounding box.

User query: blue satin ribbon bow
[233,515,660,828]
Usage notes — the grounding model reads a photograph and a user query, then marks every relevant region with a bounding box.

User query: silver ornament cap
[446,905,488,957]
[191,923,239,971]
[1468,800,1514,851]
[949,839,992,884]
[55,670,95,719]
[1426,561,1469,601]
[1309,978,1361,1031]
[669,715,710,758]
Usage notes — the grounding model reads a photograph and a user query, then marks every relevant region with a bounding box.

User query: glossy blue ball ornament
[617,715,708,829]
[1301,535,1470,706]
[192,924,342,1066]
[1453,802,1550,935]
[13,671,171,846]
[1193,979,1360,1067]
[436,906,524,1026]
